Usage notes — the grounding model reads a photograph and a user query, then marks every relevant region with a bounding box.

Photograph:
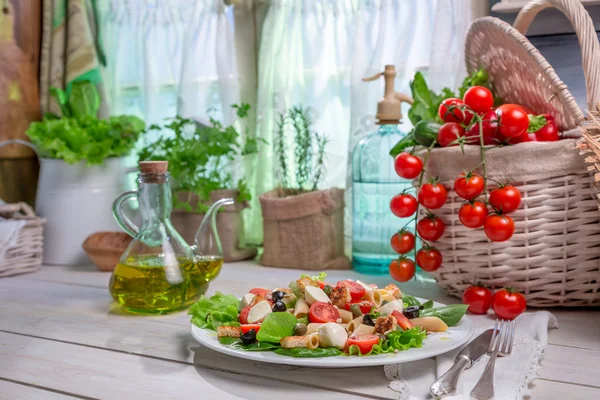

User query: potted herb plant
[23,81,145,265]
[139,104,258,262]
[260,106,350,270]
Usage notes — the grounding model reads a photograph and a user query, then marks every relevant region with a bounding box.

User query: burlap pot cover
[260,188,351,270]
[416,140,600,306]
[171,189,256,262]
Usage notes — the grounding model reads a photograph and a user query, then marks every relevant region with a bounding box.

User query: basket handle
[513,0,600,112]
[0,202,37,218]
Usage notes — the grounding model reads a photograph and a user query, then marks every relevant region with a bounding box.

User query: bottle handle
[112,191,139,237]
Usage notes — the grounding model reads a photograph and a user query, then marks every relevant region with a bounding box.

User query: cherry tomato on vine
[438,98,466,123]
[417,215,446,241]
[390,193,418,218]
[389,258,416,282]
[418,182,447,209]
[466,109,498,145]
[484,214,515,242]
[458,201,488,229]
[496,104,529,138]
[463,86,494,113]
[394,153,423,179]
[492,288,527,320]
[489,186,521,213]
[438,122,465,147]
[454,172,484,200]
[390,231,415,254]
[462,285,493,314]
[415,247,443,272]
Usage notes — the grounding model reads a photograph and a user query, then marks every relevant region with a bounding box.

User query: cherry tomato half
[415,248,443,272]
[438,122,465,147]
[395,153,423,180]
[390,231,416,255]
[484,214,515,242]
[240,324,261,334]
[489,186,521,214]
[462,285,492,314]
[390,193,418,218]
[463,86,494,113]
[492,288,527,320]
[337,280,365,301]
[309,302,341,323]
[418,183,448,210]
[344,300,375,314]
[347,334,380,354]
[458,201,488,229]
[417,216,446,241]
[239,306,251,325]
[454,172,484,200]
[438,98,466,123]
[249,288,270,298]
[389,258,416,282]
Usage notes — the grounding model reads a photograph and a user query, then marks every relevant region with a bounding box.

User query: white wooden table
[1,262,599,400]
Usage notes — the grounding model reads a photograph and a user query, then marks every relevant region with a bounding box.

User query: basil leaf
[256,312,297,343]
[274,347,342,358]
[402,295,421,308]
[420,304,469,327]
[421,299,434,309]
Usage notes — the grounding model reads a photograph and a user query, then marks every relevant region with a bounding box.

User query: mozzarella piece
[247,301,272,323]
[240,293,256,310]
[318,322,348,349]
[304,286,331,305]
[376,299,404,316]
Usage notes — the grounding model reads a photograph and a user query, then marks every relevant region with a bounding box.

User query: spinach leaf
[274,348,342,358]
[420,304,469,327]
[256,312,297,343]
[219,337,280,352]
[421,299,434,309]
[188,292,240,330]
[402,295,421,308]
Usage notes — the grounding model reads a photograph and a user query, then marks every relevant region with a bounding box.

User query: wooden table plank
[532,380,600,400]
[0,380,78,400]
[0,332,368,400]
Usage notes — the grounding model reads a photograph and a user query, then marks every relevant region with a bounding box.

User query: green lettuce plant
[25,81,145,165]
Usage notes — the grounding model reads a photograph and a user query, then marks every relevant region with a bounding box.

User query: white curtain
[98,0,239,128]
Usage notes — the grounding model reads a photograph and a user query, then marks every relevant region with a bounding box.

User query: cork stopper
[363,65,414,124]
[139,161,168,174]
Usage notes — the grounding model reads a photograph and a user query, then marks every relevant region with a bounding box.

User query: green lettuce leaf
[299,272,327,281]
[256,312,297,343]
[420,304,468,327]
[188,292,240,330]
[347,327,427,356]
[275,348,342,357]
[219,337,280,352]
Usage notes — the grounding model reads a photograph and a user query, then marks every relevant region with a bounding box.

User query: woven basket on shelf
[423,0,600,307]
[0,202,45,277]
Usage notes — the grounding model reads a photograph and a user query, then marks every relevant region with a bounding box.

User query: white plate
[190,297,474,368]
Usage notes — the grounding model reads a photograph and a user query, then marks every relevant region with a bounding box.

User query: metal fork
[470,319,516,400]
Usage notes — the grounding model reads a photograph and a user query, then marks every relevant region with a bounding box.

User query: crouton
[296,277,319,292]
[217,325,242,338]
[329,285,351,308]
[374,316,398,335]
[384,283,403,299]
[280,336,308,349]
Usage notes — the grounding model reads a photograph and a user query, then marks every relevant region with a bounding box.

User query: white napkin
[0,217,26,262]
[385,311,558,400]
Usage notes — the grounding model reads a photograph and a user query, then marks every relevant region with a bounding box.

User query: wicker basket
[0,202,45,277]
[424,0,600,307]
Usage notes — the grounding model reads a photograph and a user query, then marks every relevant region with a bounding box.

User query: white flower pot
[36,157,132,265]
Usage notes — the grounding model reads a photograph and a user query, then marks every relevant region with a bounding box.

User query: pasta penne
[294,297,309,318]
[347,316,364,334]
[306,323,324,334]
[304,333,319,349]
[372,289,382,307]
[352,324,376,336]
[337,308,353,323]
[378,289,396,303]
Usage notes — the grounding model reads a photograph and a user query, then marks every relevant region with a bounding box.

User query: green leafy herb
[299,272,327,282]
[219,337,280,352]
[274,347,342,357]
[402,295,421,308]
[421,299,434,309]
[347,327,426,356]
[188,292,240,330]
[527,115,546,132]
[69,81,101,118]
[458,69,490,98]
[420,304,469,327]
[256,312,297,343]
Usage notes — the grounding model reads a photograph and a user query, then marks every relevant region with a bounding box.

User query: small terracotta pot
[82,231,132,271]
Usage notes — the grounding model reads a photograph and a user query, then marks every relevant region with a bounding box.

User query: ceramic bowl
[82,231,132,271]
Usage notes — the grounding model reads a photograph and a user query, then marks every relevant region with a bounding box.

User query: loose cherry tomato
[417,215,446,241]
[489,186,521,213]
[309,302,341,323]
[438,122,465,147]
[249,288,270,298]
[347,334,380,354]
[395,153,423,179]
[418,182,447,209]
[389,258,416,282]
[337,280,365,300]
[466,109,498,145]
[390,193,418,218]
[239,306,251,325]
[458,201,488,228]
[415,247,443,272]
[344,300,375,314]
[484,214,515,242]
[392,310,414,330]
[240,324,261,334]
[454,172,484,200]
[462,285,492,314]
[463,86,493,113]
[390,231,415,254]
[438,98,466,123]
[492,288,527,320]
[497,104,529,138]
[534,114,559,142]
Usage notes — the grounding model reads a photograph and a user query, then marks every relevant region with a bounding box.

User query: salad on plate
[189,273,468,357]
